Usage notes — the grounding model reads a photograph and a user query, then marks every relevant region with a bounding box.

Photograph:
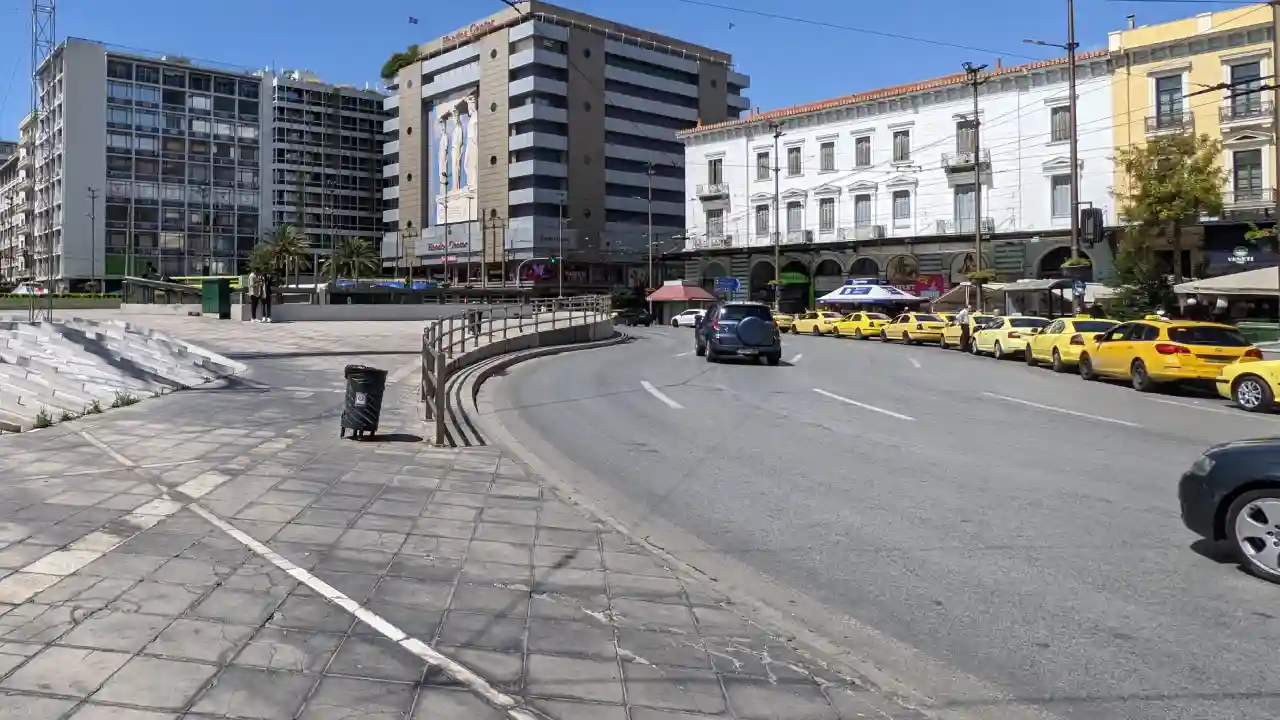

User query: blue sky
[0,0,1243,139]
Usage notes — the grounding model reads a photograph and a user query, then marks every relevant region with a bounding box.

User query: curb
[458,331,632,413]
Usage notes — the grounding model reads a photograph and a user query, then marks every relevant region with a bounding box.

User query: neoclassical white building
[677,51,1116,302]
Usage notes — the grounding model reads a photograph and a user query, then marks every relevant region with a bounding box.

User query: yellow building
[1109,4,1276,276]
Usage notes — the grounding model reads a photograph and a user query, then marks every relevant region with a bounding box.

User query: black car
[694,301,782,365]
[614,308,654,326]
[1180,438,1280,583]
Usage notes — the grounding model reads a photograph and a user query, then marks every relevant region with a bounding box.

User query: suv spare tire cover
[736,316,772,346]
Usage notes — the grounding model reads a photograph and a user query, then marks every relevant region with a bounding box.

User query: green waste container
[341,364,388,440]
[201,278,231,319]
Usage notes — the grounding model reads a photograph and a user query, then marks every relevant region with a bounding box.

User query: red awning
[646,284,717,303]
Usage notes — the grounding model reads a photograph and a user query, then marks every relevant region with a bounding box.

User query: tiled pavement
[0,315,925,719]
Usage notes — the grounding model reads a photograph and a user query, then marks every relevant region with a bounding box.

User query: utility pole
[557,195,565,298]
[962,62,988,311]
[769,121,784,310]
[1066,0,1084,312]
[1272,0,1280,328]
[646,162,654,312]
[86,186,98,293]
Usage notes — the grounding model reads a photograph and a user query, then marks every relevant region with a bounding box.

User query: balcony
[696,183,729,200]
[941,149,991,172]
[1219,188,1277,222]
[1220,101,1273,125]
[839,225,886,241]
[693,234,732,249]
[783,230,813,245]
[1146,112,1193,134]
[936,217,994,234]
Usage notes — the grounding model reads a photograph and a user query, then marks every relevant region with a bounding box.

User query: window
[707,157,723,185]
[107,180,131,199]
[1231,61,1263,116]
[719,305,772,321]
[706,208,725,237]
[1232,149,1264,199]
[135,159,158,176]
[108,107,132,125]
[1155,75,1183,121]
[188,94,211,111]
[136,111,158,130]
[213,121,234,138]
[854,136,871,167]
[819,141,835,172]
[135,182,157,200]
[135,65,160,84]
[190,118,210,135]
[954,183,976,228]
[1050,106,1070,142]
[956,120,976,154]
[1168,326,1250,347]
[107,132,132,150]
[163,113,184,132]
[854,194,872,226]
[756,151,770,181]
[892,129,910,163]
[108,82,132,101]
[754,204,770,235]
[786,201,802,231]
[819,197,835,231]
[892,190,911,222]
[1050,174,1071,218]
[237,123,258,140]
[107,60,132,80]
[786,146,802,176]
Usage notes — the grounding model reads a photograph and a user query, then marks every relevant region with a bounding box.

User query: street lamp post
[557,195,565,298]
[1026,0,1083,311]
[402,224,418,286]
[646,162,654,313]
[86,186,98,293]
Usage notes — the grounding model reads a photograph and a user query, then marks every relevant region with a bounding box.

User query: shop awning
[1001,278,1073,293]
[646,283,717,303]
[931,282,1007,309]
[817,284,927,304]
[1175,266,1280,295]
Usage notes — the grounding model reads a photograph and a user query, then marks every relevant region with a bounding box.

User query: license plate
[1199,355,1235,364]
[738,349,759,356]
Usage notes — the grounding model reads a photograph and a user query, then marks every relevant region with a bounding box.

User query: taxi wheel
[880,330,888,341]
[1226,490,1280,584]
[811,327,822,336]
[1024,347,1037,366]
[1130,360,1156,392]
[854,329,863,340]
[1079,354,1097,380]
[1051,349,1068,373]
[1232,374,1273,412]
[903,332,913,345]
[993,342,1005,360]
[939,335,949,350]
[832,327,841,338]
[969,339,980,355]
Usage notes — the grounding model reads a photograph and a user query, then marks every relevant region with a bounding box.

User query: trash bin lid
[344,364,388,378]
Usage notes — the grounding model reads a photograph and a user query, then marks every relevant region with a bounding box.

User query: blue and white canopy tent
[817,284,928,305]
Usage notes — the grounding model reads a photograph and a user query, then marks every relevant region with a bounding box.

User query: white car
[670,309,705,328]
[11,282,48,296]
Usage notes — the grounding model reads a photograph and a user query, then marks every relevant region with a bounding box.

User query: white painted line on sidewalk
[674,351,691,358]
[791,353,803,364]
[278,386,343,394]
[813,388,914,421]
[909,357,921,369]
[641,381,684,410]
[983,393,1140,427]
[79,430,136,468]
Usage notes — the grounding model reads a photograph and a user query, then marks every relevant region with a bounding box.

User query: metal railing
[421,294,611,445]
[1220,101,1272,123]
[1145,112,1193,134]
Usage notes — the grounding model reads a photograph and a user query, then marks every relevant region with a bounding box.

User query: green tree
[1111,132,1225,317]
[322,238,379,282]
[380,45,423,81]
[247,243,276,275]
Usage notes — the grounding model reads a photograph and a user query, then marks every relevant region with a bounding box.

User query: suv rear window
[1168,326,1250,347]
[719,305,772,321]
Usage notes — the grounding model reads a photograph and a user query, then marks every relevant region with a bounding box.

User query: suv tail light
[1007,331,1020,339]
[1245,347,1264,359]
[711,320,721,331]
[1069,333,1085,345]
[1154,343,1190,355]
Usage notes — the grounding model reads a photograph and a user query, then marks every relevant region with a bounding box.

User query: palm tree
[261,224,309,286]
[322,237,379,282]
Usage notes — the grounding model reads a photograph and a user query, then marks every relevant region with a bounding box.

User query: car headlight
[1188,454,1215,476]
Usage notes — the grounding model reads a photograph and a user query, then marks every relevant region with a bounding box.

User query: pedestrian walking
[261,273,276,323]
[247,270,261,322]
[956,304,972,351]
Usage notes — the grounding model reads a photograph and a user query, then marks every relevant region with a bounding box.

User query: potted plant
[1059,256,1092,280]
[966,269,995,285]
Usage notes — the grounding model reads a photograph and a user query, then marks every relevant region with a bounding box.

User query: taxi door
[1091,322,1140,376]
[885,314,907,341]
[1030,319,1066,362]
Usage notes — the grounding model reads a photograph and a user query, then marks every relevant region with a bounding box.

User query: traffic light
[549,256,561,264]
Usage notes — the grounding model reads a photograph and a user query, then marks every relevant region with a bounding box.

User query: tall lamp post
[557,193,565,298]
[1026,0,1083,310]
[86,186,98,292]
[323,179,338,282]
[402,224,418,286]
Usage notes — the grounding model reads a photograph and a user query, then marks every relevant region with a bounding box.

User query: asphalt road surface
[487,325,1280,720]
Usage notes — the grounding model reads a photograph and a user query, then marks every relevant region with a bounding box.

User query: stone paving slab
[0,315,927,720]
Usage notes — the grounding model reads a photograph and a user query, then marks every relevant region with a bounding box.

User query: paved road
[488,324,1280,720]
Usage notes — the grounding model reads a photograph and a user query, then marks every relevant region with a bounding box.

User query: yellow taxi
[939,313,996,350]
[793,311,843,335]
[832,311,890,339]
[937,312,957,325]
[1024,315,1119,372]
[880,312,947,344]
[972,316,1050,359]
[773,312,795,333]
[1078,317,1261,391]
[1216,359,1280,412]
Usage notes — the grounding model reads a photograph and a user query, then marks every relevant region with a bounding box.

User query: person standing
[956,304,972,352]
[246,270,261,322]
[261,273,276,323]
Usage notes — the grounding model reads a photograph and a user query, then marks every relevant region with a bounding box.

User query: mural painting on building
[949,250,992,284]
[886,254,919,288]
[434,93,478,226]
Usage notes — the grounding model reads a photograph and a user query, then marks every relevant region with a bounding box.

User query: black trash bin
[341,364,388,440]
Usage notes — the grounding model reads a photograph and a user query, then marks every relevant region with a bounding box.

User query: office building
[382,1,749,288]
[0,141,16,165]
[267,69,387,262]
[29,38,271,289]
[0,116,34,282]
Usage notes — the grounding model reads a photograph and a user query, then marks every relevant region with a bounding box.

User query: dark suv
[695,302,782,365]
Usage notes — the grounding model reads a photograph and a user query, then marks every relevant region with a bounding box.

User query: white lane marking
[909,357,921,369]
[75,433,545,720]
[813,388,914,421]
[641,381,685,410]
[1145,396,1280,421]
[674,351,691,358]
[982,392,1141,427]
[790,354,803,364]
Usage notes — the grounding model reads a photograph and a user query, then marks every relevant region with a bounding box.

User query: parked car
[11,282,48,296]
[1180,438,1280,583]
[671,309,705,328]
[694,301,782,365]
[613,308,655,327]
